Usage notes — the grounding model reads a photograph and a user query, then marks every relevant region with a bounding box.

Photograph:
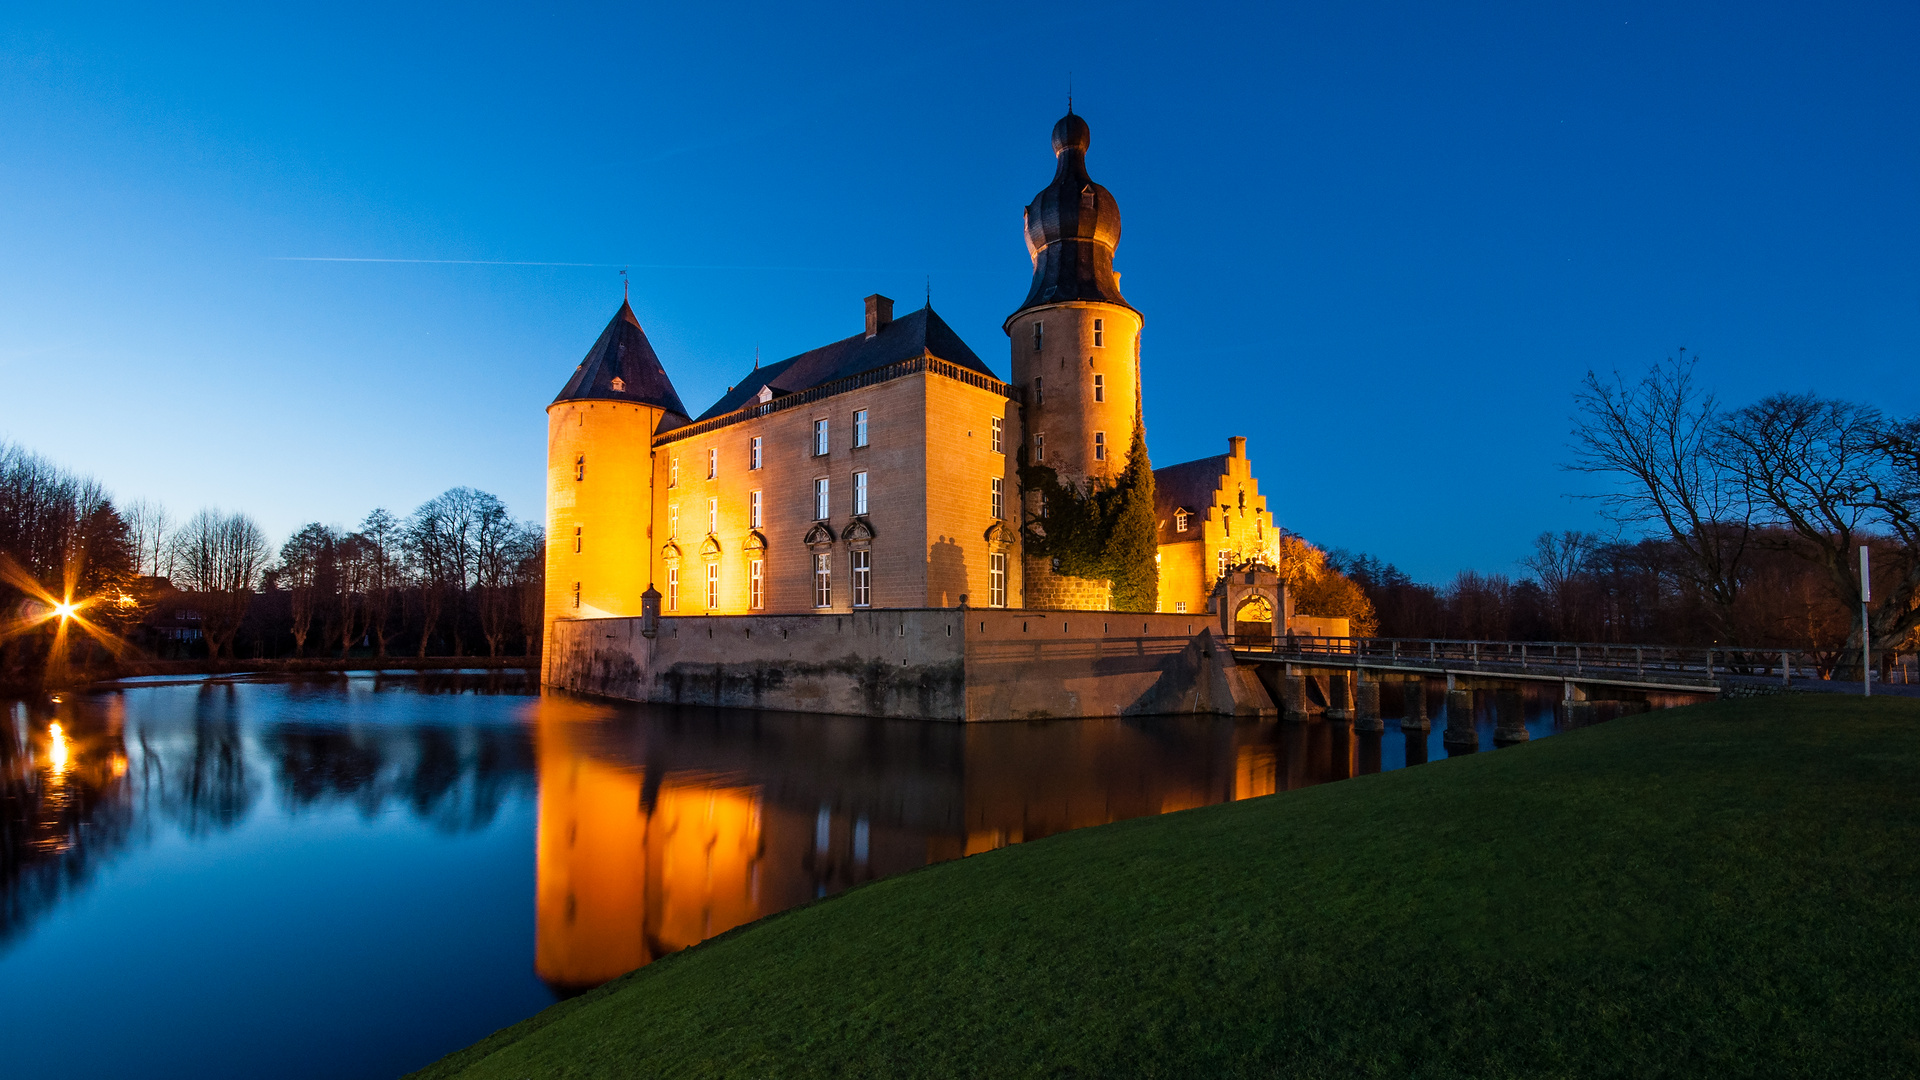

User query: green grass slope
[411,696,1920,1079]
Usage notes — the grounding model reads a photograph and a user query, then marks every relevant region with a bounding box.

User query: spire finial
[926,274,931,308]
[621,267,628,301]
[753,345,759,370]
[1067,72,1073,114]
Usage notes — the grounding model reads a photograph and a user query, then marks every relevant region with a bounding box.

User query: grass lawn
[411,695,1920,1079]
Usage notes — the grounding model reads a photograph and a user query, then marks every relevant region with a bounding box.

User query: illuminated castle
[544,110,1333,665]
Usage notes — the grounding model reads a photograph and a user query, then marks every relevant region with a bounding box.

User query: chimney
[864,294,894,338]
[1228,435,1247,459]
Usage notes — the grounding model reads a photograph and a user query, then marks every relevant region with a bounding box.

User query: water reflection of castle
[530,700,1355,994]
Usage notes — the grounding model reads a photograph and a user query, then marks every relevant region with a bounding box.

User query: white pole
[1860,545,1872,698]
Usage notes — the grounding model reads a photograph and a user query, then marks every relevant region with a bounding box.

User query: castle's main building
[543,111,1334,695]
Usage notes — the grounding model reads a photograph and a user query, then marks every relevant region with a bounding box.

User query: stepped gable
[695,305,996,421]
[1152,454,1228,543]
[553,300,690,420]
[1011,109,1134,318]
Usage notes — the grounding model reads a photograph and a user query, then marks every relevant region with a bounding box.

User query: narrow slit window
[1093,318,1104,347]
[1093,431,1106,461]
[573,526,582,553]
[1032,320,1043,351]
[1034,432,1045,462]
[574,454,585,481]
[1093,373,1105,402]
[571,581,581,608]
[1033,376,1043,406]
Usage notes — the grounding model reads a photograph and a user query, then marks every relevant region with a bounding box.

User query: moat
[1,672,1628,1079]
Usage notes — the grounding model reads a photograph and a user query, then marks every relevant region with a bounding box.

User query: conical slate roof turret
[552,300,689,419]
[1010,109,1133,319]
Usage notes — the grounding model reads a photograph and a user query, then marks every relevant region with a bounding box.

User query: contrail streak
[271,257,993,274]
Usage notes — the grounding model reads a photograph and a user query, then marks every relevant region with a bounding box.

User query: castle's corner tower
[1006,109,1146,610]
[544,300,688,681]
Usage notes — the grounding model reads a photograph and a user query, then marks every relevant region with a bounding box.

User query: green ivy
[1020,417,1159,613]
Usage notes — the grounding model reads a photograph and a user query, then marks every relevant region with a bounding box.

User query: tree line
[0,440,544,684]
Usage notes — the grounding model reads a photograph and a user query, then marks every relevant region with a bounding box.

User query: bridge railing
[1226,634,1915,688]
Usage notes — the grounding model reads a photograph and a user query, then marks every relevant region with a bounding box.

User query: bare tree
[277,523,332,657]
[514,527,545,657]
[126,500,174,579]
[334,530,373,657]
[359,508,402,657]
[1523,531,1597,639]
[171,510,269,660]
[1569,353,1751,636]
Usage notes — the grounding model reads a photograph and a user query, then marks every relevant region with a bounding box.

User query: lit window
[750,490,762,529]
[1093,318,1104,347]
[854,471,868,515]
[750,559,764,609]
[854,409,869,448]
[1032,320,1043,351]
[989,552,1006,607]
[707,497,717,535]
[1093,373,1104,402]
[852,549,871,607]
[574,454,585,481]
[669,504,678,538]
[814,419,829,456]
[750,436,763,470]
[1218,549,1230,577]
[706,563,719,608]
[707,447,717,480]
[573,526,582,553]
[571,581,580,608]
[1176,509,1189,533]
[1175,601,1188,614]
[670,456,679,487]
[1093,431,1106,461]
[814,478,830,521]
[990,477,1003,520]
[813,553,832,607]
[990,416,1003,454]
[667,568,678,611]
[1034,432,1045,462]
[1033,376,1043,406]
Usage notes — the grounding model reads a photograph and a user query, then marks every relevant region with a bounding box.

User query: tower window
[571,581,580,608]
[813,553,832,608]
[814,419,830,457]
[853,471,868,515]
[851,549,871,608]
[1176,509,1189,533]
[814,478,830,521]
[990,477,1004,520]
[707,447,717,480]
[706,563,719,609]
[1033,320,1043,351]
[1093,431,1106,461]
[1093,373,1105,402]
[750,490,762,529]
[573,526,582,553]
[853,409,869,448]
[1093,318,1104,347]
[989,552,1007,608]
[1033,376,1043,406]
[990,416,1003,454]
[1034,432,1045,462]
[707,497,717,535]
[667,568,678,611]
[750,436,763,470]
[574,454,585,481]
[750,559,764,609]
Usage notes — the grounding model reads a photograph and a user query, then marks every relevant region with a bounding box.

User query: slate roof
[552,300,690,420]
[1153,454,1228,544]
[695,305,997,421]
[1011,111,1133,320]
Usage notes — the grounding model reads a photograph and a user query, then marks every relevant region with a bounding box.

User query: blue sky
[2,1,1914,583]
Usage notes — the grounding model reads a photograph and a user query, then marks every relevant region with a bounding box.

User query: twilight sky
[2,1,1915,583]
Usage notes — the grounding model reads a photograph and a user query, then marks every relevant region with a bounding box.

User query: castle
[542,110,1343,719]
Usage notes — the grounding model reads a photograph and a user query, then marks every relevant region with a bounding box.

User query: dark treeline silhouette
[1,439,544,685]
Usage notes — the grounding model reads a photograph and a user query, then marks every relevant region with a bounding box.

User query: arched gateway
[1210,563,1290,645]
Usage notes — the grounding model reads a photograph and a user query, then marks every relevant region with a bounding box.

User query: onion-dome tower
[1007,109,1147,610]
[543,299,688,675]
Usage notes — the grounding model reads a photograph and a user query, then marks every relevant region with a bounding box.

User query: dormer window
[757,385,773,405]
[1175,509,1189,533]
[609,376,626,392]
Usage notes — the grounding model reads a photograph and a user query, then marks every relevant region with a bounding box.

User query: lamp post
[1860,545,1871,699]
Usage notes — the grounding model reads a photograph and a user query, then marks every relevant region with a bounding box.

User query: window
[571,581,581,608]
[853,409,869,448]
[853,471,868,515]
[669,503,679,538]
[574,454,585,481]
[1218,549,1231,577]
[989,552,1006,607]
[990,416,1003,453]
[1032,320,1043,350]
[814,419,829,456]
[1093,373,1105,402]
[1175,600,1188,614]
[750,559,764,609]
[851,549,871,607]
[1093,317,1104,347]
[750,489,762,529]
[1034,432,1044,462]
[667,568,679,611]
[1033,376,1043,406]
[814,478,830,521]
[1094,431,1106,461]
[1176,509,1189,533]
[706,563,719,608]
[813,553,832,607]
[750,436,763,470]
[707,447,717,480]
[573,526,582,553]
[707,497,717,535]
[670,456,679,487]
[990,476,1004,520]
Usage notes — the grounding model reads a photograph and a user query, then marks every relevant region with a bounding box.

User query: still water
[0,672,1630,1079]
